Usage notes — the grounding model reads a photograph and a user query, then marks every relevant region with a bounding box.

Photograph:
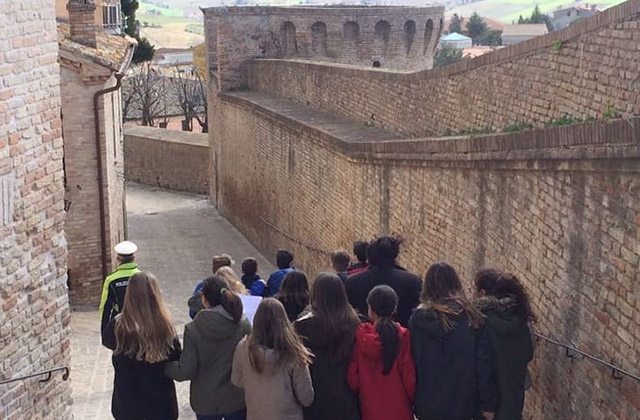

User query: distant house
[153,48,194,67]
[501,24,548,46]
[440,32,473,49]
[552,3,601,30]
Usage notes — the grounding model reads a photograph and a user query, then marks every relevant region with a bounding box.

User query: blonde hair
[114,271,176,363]
[215,266,248,295]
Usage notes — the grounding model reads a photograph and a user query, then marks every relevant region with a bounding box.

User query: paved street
[70,184,275,419]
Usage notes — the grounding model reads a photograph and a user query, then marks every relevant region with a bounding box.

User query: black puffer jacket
[294,314,360,420]
[409,307,487,420]
[476,297,534,420]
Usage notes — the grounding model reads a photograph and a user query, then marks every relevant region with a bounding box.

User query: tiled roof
[444,16,506,33]
[57,23,137,72]
[501,24,549,37]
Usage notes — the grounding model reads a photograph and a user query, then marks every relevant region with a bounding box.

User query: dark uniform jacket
[99,262,140,341]
[345,265,421,327]
[102,318,181,420]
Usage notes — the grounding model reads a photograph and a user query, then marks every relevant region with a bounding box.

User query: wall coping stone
[124,126,208,147]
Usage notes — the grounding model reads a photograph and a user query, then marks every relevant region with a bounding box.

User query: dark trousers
[196,409,247,420]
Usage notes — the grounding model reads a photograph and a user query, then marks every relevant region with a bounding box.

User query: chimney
[67,0,97,48]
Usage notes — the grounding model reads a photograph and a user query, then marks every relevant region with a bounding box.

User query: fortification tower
[203,6,445,90]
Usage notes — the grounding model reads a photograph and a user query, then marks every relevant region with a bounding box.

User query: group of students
[100,235,535,420]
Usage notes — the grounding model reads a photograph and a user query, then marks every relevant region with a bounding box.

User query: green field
[447,0,626,23]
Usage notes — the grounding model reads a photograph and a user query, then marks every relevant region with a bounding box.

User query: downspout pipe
[93,72,125,280]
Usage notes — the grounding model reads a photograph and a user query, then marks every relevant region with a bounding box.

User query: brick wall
[210,89,640,418]
[124,126,210,194]
[0,0,72,418]
[247,0,640,137]
[203,6,444,90]
[59,68,125,309]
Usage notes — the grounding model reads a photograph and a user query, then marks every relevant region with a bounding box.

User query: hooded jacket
[231,337,314,420]
[294,314,360,420]
[409,307,486,420]
[476,297,534,420]
[347,322,415,420]
[346,265,421,327]
[165,308,251,416]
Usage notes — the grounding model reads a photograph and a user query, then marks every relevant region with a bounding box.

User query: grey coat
[231,337,314,420]
[165,308,251,416]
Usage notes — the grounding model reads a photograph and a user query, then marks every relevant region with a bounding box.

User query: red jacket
[347,322,416,420]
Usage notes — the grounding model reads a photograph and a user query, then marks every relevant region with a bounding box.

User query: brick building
[207,3,640,419]
[0,0,72,418]
[57,0,136,308]
[203,6,445,90]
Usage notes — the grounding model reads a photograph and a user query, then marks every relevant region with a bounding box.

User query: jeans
[196,409,247,420]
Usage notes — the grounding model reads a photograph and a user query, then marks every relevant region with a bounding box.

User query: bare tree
[125,63,164,127]
[172,66,208,132]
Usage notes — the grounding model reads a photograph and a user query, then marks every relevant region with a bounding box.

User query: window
[102,5,120,29]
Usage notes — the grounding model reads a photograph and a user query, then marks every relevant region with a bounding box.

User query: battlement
[203,5,444,90]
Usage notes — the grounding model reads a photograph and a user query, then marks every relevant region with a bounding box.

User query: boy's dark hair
[352,241,369,263]
[276,250,294,269]
[331,250,350,272]
[367,285,400,375]
[242,257,258,276]
[367,236,403,267]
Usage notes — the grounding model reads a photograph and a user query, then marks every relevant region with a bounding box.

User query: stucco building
[57,0,136,308]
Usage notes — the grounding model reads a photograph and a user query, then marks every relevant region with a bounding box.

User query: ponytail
[203,276,244,324]
[366,285,401,375]
[220,287,243,323]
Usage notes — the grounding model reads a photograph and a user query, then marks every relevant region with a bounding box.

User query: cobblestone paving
[71,184,275,419]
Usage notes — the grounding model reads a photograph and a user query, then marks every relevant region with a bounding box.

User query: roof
[444,16,506,33]
[555,3,602,13]
[462,46,503,58]
[501,24,549,37]
[57,23,137,73]
[441,32,472,41]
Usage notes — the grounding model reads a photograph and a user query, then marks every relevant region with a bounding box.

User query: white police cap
[114,241,138,256]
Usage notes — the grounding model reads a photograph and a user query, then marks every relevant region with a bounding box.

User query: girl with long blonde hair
[102,271,181,420]
[216,266,249,295]
[231,298,314,420]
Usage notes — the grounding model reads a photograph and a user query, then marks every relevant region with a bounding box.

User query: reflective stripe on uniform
[98,262,140,316]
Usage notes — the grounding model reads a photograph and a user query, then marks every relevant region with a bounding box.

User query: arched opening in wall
[437,18,444,47]
[403,20,416,54]
[281,21,298,57]
[373,20,391,64]
[343,21,359,41]
[311,21,328,57]
[424,19,434,54]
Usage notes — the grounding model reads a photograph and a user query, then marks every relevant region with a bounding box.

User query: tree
[171,67,208,132]
[518,5,554,31]
[121,0,156,63]
[466,12,488,44]
[125,63,164,127]
[477,29,502,46]
[450,14,463,34]
[434,45,466,68]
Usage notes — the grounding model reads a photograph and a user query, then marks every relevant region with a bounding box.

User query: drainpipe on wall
[93,73,125,280]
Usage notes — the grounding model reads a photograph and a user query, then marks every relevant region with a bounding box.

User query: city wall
[0,0,72,418]
[207,2,640,418]
[248,1,640,137]
[124,126,210,194]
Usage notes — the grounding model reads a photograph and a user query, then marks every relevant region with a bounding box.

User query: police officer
[99,241,140,341]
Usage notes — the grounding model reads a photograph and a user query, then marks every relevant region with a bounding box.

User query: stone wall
[203,6,444,90]
[247,0,640,137]
[59,68,126,309]
[211,89,640,419]
[124,126,209,194]
[0,0,72,418]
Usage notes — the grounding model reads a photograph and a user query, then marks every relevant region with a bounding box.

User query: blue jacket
[266,267,294,296]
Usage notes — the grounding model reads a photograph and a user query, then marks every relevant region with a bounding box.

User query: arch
[403,20,416,54]
[424,19,434,54]
[343,21,360,41]
[374,20,391,44]
[281,21,297,57]
[311,21,328,57]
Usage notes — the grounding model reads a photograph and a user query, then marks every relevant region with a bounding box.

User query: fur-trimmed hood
[477,296,525,336]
